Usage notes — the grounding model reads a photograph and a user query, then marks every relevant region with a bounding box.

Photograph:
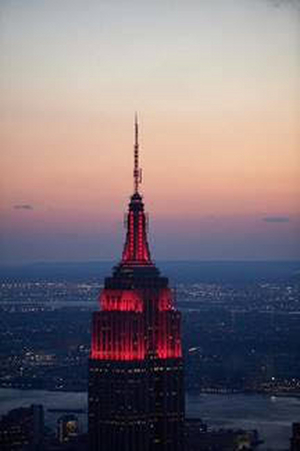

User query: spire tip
[133,113,140,194]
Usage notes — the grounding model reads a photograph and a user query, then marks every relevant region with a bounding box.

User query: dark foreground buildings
[88,118,185,451]
[291,423,300,451]
[0,404,44,451]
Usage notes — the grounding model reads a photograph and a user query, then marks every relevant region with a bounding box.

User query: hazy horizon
[1,0,299,264]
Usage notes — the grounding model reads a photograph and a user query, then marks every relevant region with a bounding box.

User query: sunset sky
[1,0,299,264]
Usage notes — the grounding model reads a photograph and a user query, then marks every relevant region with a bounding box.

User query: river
[0,389,298,449]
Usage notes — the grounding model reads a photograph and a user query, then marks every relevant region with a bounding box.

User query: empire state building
[88,116,185,451]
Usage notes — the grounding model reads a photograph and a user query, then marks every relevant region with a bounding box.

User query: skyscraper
[88,116,185,451]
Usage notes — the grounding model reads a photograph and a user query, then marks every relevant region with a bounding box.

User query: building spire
[134,112,142,194]
[121,115,152,266]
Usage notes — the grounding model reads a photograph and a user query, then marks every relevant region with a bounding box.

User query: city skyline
[1,0,299,264]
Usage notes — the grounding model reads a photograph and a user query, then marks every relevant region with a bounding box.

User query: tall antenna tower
[134,113,142,193]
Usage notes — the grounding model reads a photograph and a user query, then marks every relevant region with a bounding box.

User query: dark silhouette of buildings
[0,404,44,451]
[88,117,185,451]
[291,423,300,451]
[185,418,260,451]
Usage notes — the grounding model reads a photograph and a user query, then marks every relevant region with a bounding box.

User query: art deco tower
[88,116,185,451]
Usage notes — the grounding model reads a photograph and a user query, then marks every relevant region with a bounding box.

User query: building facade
[88,117,185,451]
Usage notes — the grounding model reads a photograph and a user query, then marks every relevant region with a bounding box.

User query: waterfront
[0,389,298,449]
[187,392,298,449]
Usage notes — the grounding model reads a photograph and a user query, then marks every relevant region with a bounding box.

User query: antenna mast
[134,113,142,193]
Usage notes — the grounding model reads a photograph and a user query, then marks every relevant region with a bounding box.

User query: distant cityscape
[1,275,299,395]
[0,261,300,450]
[1,0,299,448]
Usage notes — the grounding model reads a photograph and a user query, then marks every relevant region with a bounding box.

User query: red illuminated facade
[88,116,185,451]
